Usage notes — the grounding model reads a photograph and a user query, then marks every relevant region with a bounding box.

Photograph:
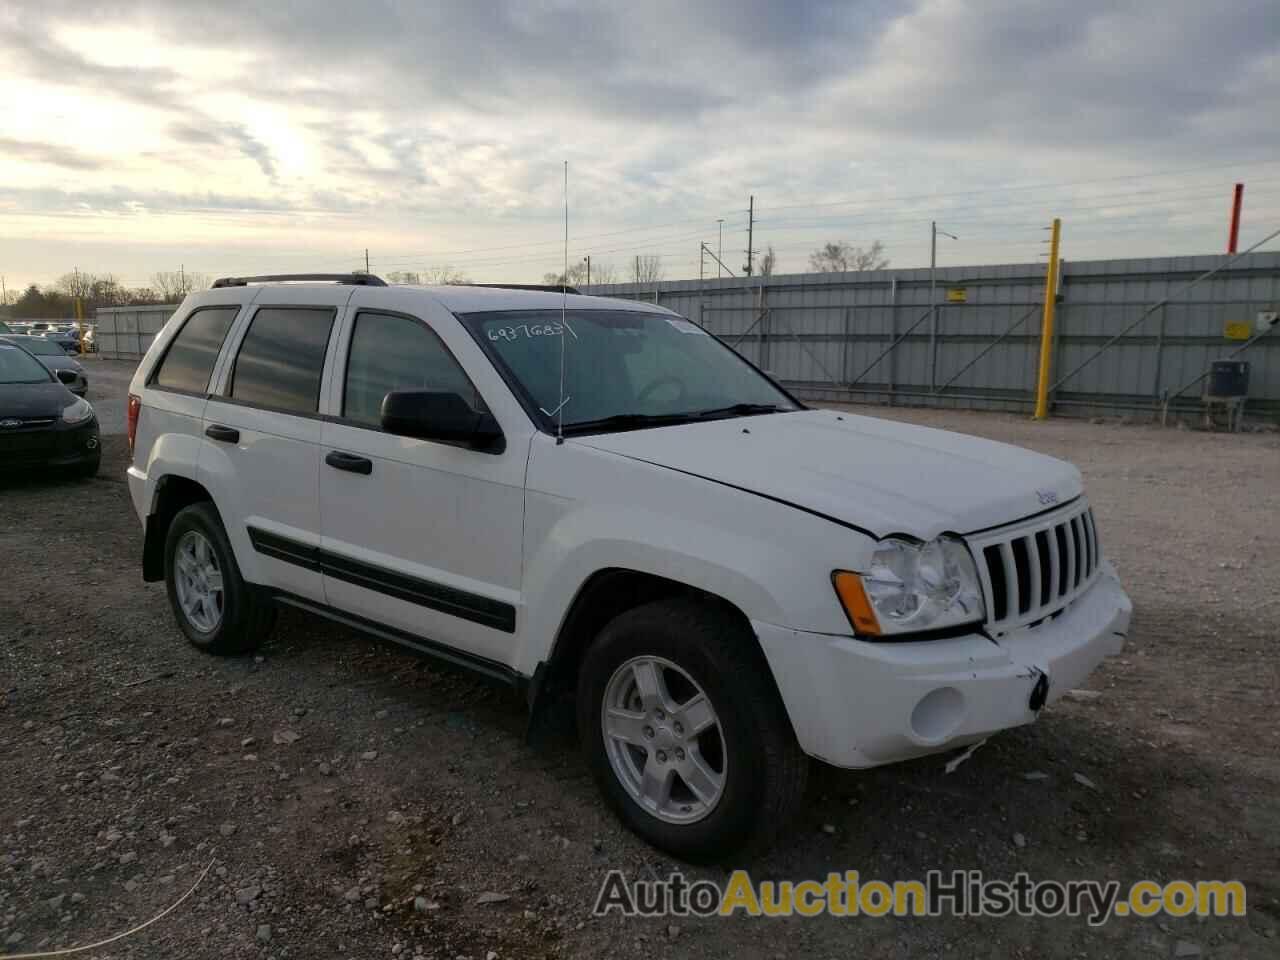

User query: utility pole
[716,219,724,279]
[180,263,185,295]
[745,195,755,277]
[1033,218,1063,420]
[635,254,640,284]
[701,242,738,278]
[699,243,706,327]
[583,255,590,286]
[1227,183,1244,253]
[929,222,957,389]
[1,275,7,307]
[365,249,370,273]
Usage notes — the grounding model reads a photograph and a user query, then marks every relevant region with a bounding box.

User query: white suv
[126,274,1131,861]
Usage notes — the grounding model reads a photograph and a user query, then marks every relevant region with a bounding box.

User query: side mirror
[56,369,78,385]
[380,390,504,453]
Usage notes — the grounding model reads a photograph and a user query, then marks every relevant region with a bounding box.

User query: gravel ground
[1,379,1278,959]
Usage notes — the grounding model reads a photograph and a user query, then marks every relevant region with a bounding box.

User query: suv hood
[573,409,1082,540]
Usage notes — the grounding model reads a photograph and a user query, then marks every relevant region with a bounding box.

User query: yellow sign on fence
[946,288,968,303]
[1224,321,1251,341]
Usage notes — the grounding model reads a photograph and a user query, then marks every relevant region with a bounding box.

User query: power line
[753,157,1280,215]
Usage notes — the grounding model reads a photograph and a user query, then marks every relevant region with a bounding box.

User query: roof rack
[456,283,581,295]
[211,273,387,289]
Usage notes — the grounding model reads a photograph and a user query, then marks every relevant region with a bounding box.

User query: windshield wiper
[693,402,783,420]
[560,412,700,435]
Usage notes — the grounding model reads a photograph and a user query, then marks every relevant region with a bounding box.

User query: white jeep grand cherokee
[127,274,1131,861]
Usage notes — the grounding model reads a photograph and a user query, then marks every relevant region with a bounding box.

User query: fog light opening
[86,437,99,450]
[910,686,964,743]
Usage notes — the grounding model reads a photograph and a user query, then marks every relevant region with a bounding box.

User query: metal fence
[91,251,1280,420]
[95,305,179,360]
[586,250,1280,419]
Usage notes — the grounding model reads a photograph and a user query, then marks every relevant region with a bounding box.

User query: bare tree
[757,244,777,277]
[151,270,210,300]
[808,240,889,273]
[630,254,664,284]
[385,271,422,284]
[542,258,618,288]
[422,265,470,285]
[55,271,97,301]
[90,277,129,307]
[587,260,618,285]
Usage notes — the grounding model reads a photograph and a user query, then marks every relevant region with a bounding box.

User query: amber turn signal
[832,571,881,635]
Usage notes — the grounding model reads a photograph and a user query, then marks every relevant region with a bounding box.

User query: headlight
[833,536,985,636]
[61,397,94,424]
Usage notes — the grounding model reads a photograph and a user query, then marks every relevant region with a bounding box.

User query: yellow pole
[1033,217,1062,419]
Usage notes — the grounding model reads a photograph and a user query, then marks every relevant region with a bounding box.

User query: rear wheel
[164,502,275,655]
[578,597,807,862]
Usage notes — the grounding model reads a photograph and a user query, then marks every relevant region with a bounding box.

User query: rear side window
[152,306,238,394]
[343,312,485,426]
[230,307,335,414]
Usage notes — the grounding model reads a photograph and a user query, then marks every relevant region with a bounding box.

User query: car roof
[0,334,63,353]
[190,282,674,317]
[403,285,673,315]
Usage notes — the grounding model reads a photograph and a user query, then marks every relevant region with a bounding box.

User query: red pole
[1227,183,1243,253]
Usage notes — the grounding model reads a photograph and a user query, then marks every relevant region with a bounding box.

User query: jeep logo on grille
[1035,488,1059,505]
[0,419,21,429]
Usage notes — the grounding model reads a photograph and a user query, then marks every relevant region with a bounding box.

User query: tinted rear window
[153,306,239,393]
[229,307,335,414]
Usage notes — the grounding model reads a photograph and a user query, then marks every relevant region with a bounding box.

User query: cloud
[0,137,102,171]
[0,0,1276,285]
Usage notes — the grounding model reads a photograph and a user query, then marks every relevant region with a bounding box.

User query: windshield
[461,309,800,433]
[1,336,60,356]
[0,343,53,384]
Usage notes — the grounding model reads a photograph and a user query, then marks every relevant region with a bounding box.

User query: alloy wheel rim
[174,530,224,633]
[601,655,727,824]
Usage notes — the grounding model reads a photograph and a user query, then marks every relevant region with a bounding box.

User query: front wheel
[578,597,808,862]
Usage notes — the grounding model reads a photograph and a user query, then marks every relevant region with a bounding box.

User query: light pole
[582,255,590,287]
[716,219,724,279]
[930,221,958,389]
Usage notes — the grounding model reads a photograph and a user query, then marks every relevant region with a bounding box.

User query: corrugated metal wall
[95,305,179,360]
[587,251,1280,418]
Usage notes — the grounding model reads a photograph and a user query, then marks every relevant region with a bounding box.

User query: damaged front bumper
[754,560,1132,769]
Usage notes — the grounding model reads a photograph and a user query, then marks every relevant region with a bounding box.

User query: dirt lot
[2,371,1278,959]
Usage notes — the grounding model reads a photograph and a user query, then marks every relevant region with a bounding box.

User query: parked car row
[2,320,97,353]
[0,339,100,478]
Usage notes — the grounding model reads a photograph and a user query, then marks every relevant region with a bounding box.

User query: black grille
[978,507,1101,630]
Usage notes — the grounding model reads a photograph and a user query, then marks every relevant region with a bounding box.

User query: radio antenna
[556,160,568,444]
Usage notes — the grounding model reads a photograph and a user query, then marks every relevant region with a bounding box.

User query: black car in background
[0,335,88,395]
[0,340,100,478]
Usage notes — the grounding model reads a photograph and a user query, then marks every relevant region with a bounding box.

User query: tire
[164,502,275,655]
[577,597,808,863]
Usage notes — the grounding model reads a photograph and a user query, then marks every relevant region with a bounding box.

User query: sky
[1,0,1278,294]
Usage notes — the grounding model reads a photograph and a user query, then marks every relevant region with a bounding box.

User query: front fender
[512,438,876,676]
[515,500,798,675]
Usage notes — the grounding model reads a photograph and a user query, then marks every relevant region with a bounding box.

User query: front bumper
[754,561,1132,769]
[0,418,100,469]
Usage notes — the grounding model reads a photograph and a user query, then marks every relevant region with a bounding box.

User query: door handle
[205,424,240,443]
[325,451,373,475]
